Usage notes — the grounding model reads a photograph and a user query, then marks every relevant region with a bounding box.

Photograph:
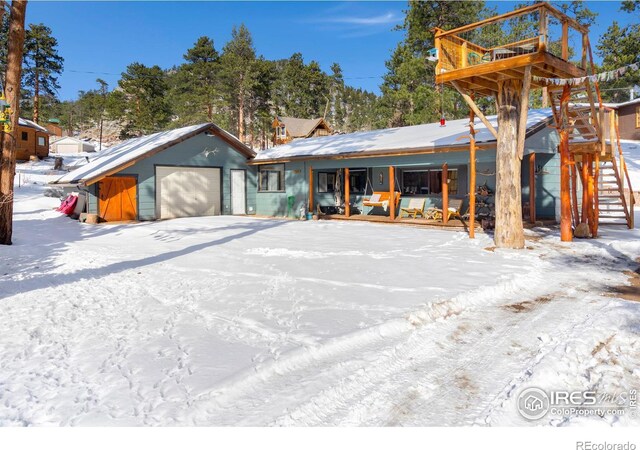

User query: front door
[98,176,137,222]
[231,169,246,215]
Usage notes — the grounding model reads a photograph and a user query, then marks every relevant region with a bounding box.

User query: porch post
[389,166,396,220]
[344,167,350,217]
[308,165,314,215]
[529,152,536,223]
[469,109,476,238]
[442,163,449,224]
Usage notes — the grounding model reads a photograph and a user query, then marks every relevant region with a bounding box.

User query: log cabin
[16,118,51,161]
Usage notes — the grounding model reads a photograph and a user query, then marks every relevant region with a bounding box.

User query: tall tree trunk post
[495,79,525,248]
[559,131,573,242]
[33,65,39,123]
[0,0,27,245]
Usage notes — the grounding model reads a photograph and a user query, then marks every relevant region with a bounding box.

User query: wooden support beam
[308,165,314,214]
[517,65,532,159]
[344,167,350,218]
[469,108,476,239]
[451,80,498,140]
[442,163,449,224]
[560,131,573,242]
[593,151,599,237]
[587,154,596,237]
[570,153,580,227]
[539,7,548,52]
[561,20,569,60]
[529,152,536,224]
[389,166,396,221]
[581,156,588,223]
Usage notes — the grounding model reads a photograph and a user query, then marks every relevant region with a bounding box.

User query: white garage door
[56,143,79,154]
[156,166,221,219]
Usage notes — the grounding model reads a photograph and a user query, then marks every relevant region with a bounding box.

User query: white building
[51,136,96,155]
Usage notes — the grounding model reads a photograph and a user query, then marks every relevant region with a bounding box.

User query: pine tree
[220,24,257,141]
[169,36,220,126]
[22,23,63,123]
[597,2,640,101]
[117,62,171,137]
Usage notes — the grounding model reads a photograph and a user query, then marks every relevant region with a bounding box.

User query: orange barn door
[98,176,137,222]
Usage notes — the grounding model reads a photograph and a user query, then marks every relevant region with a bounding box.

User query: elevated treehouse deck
[434,2,589,96]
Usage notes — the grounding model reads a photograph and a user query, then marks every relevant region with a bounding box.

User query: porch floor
[317,213,480,230]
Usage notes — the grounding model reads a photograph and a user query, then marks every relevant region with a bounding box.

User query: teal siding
[521,152,560,220]
[87,133,255,220]
[256,161,306,218]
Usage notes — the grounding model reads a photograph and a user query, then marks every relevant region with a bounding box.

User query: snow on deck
[621,140,640,190]
[254,109,554,161]
[1,159,639,426]
[52,123,212,185]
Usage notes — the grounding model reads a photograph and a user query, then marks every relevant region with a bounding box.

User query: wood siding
[16,125,49,160]
[617,103,640,140]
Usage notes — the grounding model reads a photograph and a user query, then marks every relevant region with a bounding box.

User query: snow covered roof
[52,123,254,186]
[52,136,95,146]
[18,118,48,133]
[255,109,555,163]
[613,98,640,109]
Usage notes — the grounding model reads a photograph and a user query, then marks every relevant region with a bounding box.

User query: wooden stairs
[548,82,635,229]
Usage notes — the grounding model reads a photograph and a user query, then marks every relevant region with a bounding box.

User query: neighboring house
[45,118,64,137]
[51,123,255,222]
[253,109,563,221]
[611,98,640,141]
[272,116,331,145]
[51,136,96,154]
[16,118,51,161]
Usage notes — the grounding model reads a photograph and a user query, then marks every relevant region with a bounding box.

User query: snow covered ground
[0,157,639,426]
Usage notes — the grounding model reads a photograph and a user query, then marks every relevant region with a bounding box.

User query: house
[252,109,563,222]
[611,98,640,141]
[51,123,255,222]
[45,118,64,137]
[272,116,332,145]
[16,118,51,161]
[51,136,96,154]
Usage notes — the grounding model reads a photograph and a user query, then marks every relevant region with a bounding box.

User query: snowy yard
[1,160,639,426]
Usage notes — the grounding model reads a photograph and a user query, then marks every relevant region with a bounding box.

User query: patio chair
[400,198,426,219]
[425,198,464,221]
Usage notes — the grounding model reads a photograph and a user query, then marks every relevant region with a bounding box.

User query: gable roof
[255,109,555,163]
[275,116,330,138]
[18,118,48,133]
[51,136,95,147]
[52,123,254,186]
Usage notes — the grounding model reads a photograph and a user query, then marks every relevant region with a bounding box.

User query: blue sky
[24,1,638,101]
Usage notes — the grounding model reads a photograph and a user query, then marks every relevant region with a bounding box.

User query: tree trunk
[33,65,39,123]
[0,0,27,245]
[494,79,525,249]
[238,91,244,142]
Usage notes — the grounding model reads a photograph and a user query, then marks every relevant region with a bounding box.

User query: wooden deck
[317,213,480,230]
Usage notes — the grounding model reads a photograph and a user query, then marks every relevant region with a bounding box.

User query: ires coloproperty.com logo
[516,387,638,421]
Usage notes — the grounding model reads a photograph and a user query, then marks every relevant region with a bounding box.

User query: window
[318,172,336,193]
[636,106,640,128]
[37,136,46,146]
[258,164,285,192]
[277,126,286,138]
[402,169,458,195]
[349,170,367,194]
[21,131,28,141]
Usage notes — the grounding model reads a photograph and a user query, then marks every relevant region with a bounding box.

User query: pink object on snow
[57,195,78,215]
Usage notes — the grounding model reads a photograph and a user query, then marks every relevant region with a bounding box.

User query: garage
[156,166,221,219]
